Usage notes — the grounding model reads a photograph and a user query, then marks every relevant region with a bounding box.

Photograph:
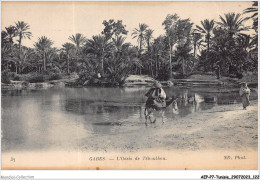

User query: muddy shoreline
[1,73,258,92]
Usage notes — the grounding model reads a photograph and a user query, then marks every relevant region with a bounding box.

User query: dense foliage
[1,2,258,85]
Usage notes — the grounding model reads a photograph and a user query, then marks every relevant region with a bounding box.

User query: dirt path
[78,100,258,152]
[155,100,258,151]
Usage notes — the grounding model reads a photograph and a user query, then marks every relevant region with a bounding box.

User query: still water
[1,86,257,152]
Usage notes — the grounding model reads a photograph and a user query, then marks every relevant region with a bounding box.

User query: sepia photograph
[1,0,258,173]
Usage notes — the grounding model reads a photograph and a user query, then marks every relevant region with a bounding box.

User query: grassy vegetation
[1,2,258,86]
[1,71,63,84]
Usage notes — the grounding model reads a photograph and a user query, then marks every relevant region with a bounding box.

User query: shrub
[1,70,11,83]
[69,72,79,79]
[229,72,243,79]
[13,74,22,81]
[236,72,243,79]
[157,69,170,81]
[28,73,46,83]
[76,72,94,84]
[48,73,63,81]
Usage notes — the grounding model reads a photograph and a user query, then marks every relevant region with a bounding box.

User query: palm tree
[244,1,258,31]
[68,33,86,55]
[237,34,251,50]
[132,23,148,53]
[144,29,154,76]
[2,27,16,70]
[5,26,16,47]
[217,13,249,38]
[107,56,141,85]
[8,47,20,73]
[244,2,258,49]
[244,1,258,17]
[62,43,75,74]
[132,23,149,75]
[152,35,165,77]
[162,14,180,79]
[18,47,36,73]
[15,21,32,52]
[112,36,126,53]
[1,30,9,45]
[85,35,114,73]
[145,29,154,52]
[1,44,12,70]
[163,14,192,78]
[106,45,141,85]
[236,34,251,71]
[34,36,53,71]
[10,47,32,74]
[196,19,215,52]
[191,30,203,57]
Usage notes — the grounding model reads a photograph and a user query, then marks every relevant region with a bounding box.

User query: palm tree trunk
[169,43,172,79]
[149,61,152,76]
[101,49,104,74]
[67,54,70,74]
[207,41,209,52]
[139,38,142,75]
[155,54,158,77]
[43,51,46,71]
[10,42,13,54]
[182,57,185,75]
[101,57,104,74]
[139,39,142,53]
[206,36,210,71]
[150,61,153,77]
[18,34,22,53]
[18,35,22,73]
[194,43,196,57]
[147,41,150,53]
[158,55,161,76]
[245,50,249,72]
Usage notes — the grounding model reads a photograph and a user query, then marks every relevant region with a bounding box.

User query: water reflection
[1,86,257,151]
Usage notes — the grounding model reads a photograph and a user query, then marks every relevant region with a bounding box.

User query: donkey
[144,96,178,125]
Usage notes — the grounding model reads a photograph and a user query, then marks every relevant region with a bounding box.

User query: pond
[1,86,257,152]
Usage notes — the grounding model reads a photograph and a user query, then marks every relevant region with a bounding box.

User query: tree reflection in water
[1,86,257,151]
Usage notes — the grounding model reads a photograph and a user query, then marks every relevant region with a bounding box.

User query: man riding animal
[145,81,167,110]
[144,81,178,125]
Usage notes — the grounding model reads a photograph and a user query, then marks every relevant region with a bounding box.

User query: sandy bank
[72,100,258,153]
[155,100,258,151]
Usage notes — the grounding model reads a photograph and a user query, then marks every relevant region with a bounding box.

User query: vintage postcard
[1,0,258,173]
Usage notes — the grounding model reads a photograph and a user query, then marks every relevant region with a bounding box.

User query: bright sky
[1,1,254,48]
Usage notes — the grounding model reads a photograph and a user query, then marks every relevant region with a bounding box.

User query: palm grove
[1,2,258,86]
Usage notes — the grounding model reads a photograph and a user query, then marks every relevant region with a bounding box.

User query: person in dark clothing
[214,61,221,79]
[145,81,166,109]
[239,82,250,110]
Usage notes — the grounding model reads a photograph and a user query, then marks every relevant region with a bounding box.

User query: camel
[144,96,178,125]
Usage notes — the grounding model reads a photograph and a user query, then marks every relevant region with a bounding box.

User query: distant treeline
[1,2,258,85]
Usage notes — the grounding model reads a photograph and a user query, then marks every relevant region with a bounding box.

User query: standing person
[145,81,166,109]
[239,82,250,110]
[214,61,221,79]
